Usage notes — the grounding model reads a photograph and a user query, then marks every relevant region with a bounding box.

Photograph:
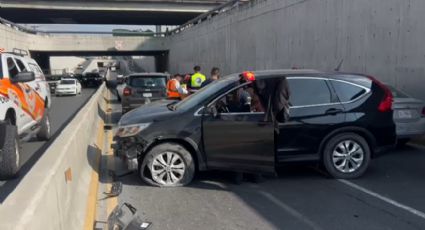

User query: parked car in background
[386,84,425,146]
[81,72,103,88]
[55,78,82,96]
[114,70,397,187]
[116,75,127,102]
[0,50,51,178]
[45,75,62,94]
[121,73,169,114]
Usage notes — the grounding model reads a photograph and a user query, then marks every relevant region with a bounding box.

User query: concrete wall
[168,0,425,100]
[0,84,107,230]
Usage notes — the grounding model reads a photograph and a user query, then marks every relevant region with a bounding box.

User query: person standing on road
[201,67,220,88]
[189,65,206,93]
[167,74,188,100]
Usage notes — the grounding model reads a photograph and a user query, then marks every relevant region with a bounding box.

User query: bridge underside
[0,9,200,25]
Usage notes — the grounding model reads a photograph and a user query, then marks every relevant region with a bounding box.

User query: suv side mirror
[207,106,218,118]
[10,72,35,83]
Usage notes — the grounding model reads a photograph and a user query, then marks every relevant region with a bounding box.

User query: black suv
[121,73,169,114]
[114,69,396,187]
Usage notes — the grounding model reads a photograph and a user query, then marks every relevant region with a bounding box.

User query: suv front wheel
[323,133,371,179]
[0,121,20,179]
[139,143,195,187]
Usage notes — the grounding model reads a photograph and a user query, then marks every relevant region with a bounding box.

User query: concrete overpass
[0,0,228,25]
[0,21,170,70]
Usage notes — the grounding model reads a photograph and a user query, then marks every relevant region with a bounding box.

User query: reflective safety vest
[167,79,180,99]
[190,72,206,89]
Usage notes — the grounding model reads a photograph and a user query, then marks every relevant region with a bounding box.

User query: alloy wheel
[150,151,186,186]
[332,140,364,173]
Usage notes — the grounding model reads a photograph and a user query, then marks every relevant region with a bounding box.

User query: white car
[55,78,82,96]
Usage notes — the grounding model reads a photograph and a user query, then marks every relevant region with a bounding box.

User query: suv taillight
[123,87,132,96]
[367,76,393,112]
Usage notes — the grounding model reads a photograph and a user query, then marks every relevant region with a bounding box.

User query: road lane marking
[338,179,425,220]
[258,191,323,230]
[105,89,118,229]
[83,119,104,230]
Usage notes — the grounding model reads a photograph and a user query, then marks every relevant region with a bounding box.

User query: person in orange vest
[167,74,188,100]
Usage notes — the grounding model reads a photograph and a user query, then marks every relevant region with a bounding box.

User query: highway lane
[0,88,96,201]
[116,145,425,230]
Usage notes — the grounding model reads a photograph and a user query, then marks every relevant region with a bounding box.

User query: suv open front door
[201,82,275,174]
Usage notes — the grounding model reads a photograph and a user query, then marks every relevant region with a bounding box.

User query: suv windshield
[60,79,75,85]
[174,76,236,110]
[129,76,166,88]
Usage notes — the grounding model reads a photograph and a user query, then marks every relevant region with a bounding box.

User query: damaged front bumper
[112,136,147,171]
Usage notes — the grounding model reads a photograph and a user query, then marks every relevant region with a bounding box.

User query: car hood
[119,99,176,126]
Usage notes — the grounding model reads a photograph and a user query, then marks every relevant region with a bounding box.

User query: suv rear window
[129,76,166,88]
[287,78,332,106]
[331,80,367,102]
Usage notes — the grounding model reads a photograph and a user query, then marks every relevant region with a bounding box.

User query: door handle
[325,108,343,115]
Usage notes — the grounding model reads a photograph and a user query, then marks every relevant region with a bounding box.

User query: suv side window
[213,82,265,113]
[330,80,367,102]
[287,78,332,107]
[6,57,19,79]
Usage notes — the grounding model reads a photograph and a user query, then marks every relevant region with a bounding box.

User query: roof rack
[2,48,29,57]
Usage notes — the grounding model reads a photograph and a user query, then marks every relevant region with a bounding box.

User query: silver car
[387,85,425,145]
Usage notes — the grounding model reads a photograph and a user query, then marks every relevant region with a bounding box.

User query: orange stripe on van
[0,78,45,121]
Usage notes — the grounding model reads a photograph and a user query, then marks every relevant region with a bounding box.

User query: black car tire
[323,133,371,179]
[139,143,195,187]
[37,112,51,141]
[0,122,20,179]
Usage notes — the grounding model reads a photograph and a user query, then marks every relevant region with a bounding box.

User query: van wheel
[140,143,195,187]
[37,112,51,141]
[0,122,20,179]
[322,133,371,179]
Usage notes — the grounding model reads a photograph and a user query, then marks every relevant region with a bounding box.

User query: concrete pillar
[155,52,169,73]
[155,25,162,34]
[31,52,51,73]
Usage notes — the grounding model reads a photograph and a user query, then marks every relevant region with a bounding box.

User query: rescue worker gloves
[116,123,151,138]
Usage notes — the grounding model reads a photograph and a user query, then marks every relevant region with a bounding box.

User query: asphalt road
[0,88,96,201]
[107,96,425,230]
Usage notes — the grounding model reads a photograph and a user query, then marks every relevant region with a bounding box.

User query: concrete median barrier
[0,84,108,230]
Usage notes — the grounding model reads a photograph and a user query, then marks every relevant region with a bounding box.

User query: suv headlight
[115,123,151,137]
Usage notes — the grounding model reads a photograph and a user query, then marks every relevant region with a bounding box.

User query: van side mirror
[10,72,35,83]
[207,106,218,118]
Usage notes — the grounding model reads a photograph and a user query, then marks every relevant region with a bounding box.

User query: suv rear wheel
[323,133,371,179]
[0,120,20,179]
[37,111,51,141]
[139,143,195,187]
